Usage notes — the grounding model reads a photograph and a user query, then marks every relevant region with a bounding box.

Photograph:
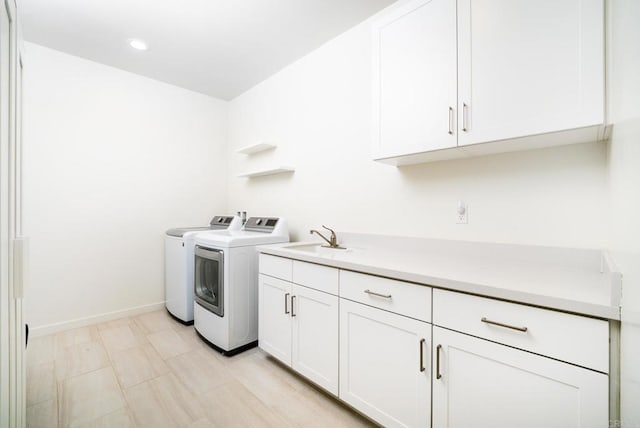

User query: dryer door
[194,246,224,317]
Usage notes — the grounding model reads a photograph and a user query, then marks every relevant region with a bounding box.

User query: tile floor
[26,309,376,427]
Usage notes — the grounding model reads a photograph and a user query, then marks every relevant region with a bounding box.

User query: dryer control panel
[244,217,279,232]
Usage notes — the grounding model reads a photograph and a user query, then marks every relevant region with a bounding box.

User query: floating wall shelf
[236,142,276,155]
[238,166,295,178]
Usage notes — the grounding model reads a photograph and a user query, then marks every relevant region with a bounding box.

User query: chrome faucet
[310,225,345,249]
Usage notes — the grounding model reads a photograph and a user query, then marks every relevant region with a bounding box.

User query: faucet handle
[321,225,337,245]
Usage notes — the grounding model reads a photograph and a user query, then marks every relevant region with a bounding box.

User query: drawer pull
[364,289,392,299]
[284,293,290,314]
[436,344,442,379]
[462,102,469,132]
[481,317,528,332]
[419,338,426,372]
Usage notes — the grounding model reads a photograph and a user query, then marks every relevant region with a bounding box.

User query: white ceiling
[20,0,395,100]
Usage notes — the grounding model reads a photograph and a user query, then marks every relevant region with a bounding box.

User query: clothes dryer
[165,215,241,323]
[193,217,289,354]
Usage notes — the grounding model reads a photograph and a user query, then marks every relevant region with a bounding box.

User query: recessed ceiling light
[128,39,148,51]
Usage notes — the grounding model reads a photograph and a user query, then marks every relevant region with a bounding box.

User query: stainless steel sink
[280,243,360,256]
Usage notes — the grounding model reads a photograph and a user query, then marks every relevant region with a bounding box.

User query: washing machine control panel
[209,216,236,229]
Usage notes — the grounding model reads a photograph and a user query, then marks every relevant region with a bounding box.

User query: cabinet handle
[284,293,290,314]
[462,103,469,132]
[291,295,296,317]
[436,344,443,379]
[448,107,454,135]
[481,317,528,332]
[364,289,392,299]
[419,338,426,372]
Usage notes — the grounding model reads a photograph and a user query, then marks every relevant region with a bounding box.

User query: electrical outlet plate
[456,202,468,224]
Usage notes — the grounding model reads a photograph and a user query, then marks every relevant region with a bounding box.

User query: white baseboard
[29,302,166,337]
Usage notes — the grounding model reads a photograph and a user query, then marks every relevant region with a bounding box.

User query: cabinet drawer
[433,289,609,372]
[259,254,292,281]
[339,270,431,322]
[293,261,339,295]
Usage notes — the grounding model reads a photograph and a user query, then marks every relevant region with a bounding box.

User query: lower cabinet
[291,283,339,395]
[258,274,339,395]
[339,299,431,428]
[258,275,292,364]
[259,257,612,428]
[432,326,609,428]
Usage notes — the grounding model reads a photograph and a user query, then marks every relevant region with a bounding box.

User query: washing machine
[193,217,289,355]
[165,215,242,323]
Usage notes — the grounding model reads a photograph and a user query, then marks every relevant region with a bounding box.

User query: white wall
[23,43,228,331]
[227,9,608,248]
[609,0,640,425]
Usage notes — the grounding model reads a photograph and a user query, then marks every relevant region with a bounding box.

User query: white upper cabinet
[372,0,458,160]
[457,0,604,147]
[372,0,606,165]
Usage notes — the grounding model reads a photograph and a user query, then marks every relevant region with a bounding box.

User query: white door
[258,275,292,365]
[0,2,11,423]
[432,326,608,428]
[372,0,457,159]
[457,0,604,146]
[291,284,338,396]
[13,47,25,428]
[339,299,431,428]
[1,0,23,425]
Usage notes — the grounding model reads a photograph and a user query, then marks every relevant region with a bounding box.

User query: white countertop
[258,233,621,320]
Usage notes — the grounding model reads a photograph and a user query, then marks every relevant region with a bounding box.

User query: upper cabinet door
[457,0,605,147]
[372,0,457,159]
